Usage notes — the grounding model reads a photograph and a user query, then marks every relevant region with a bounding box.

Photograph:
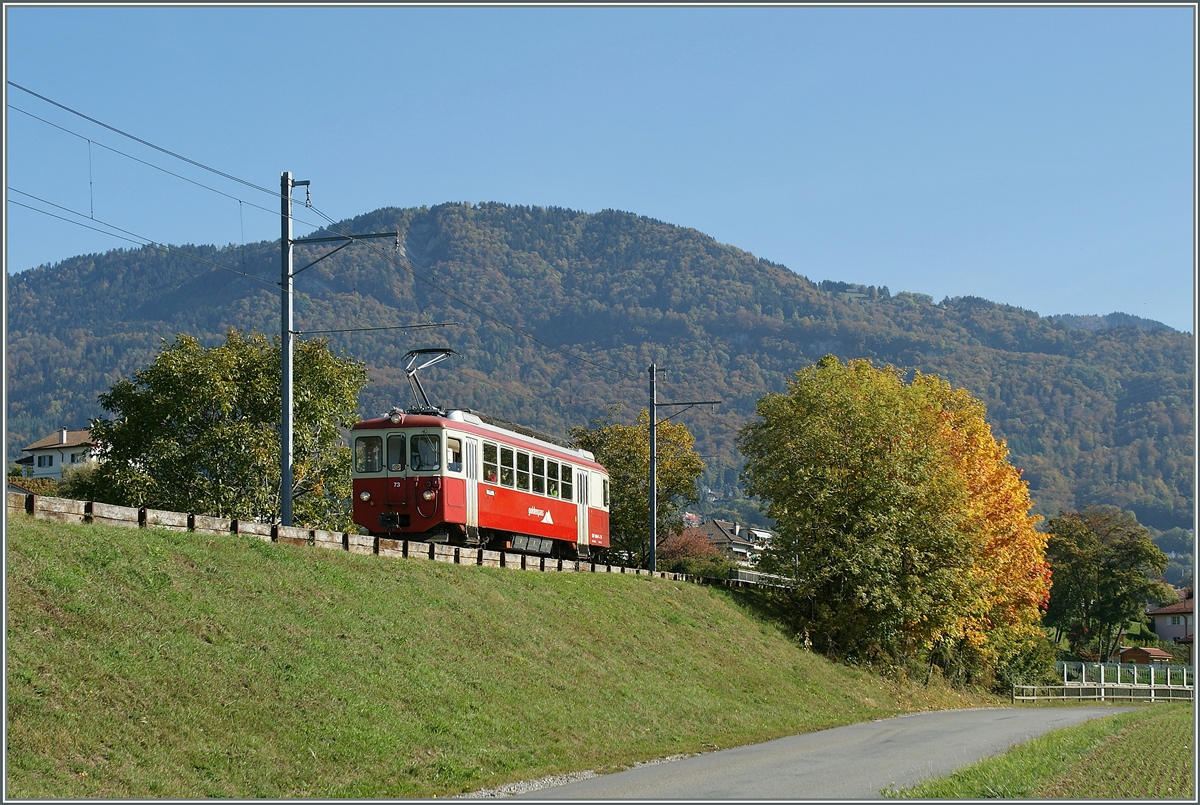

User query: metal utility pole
[647,362,720,573]
[649,363,658,573]
[279,172,397,526]
[281,171,306,528]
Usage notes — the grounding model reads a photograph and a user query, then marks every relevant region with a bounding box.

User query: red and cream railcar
[351,409,610,559]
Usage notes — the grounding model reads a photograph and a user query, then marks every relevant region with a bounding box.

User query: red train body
[351,408,610,560]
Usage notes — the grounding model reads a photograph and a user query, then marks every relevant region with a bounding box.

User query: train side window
[561,465,573,501]
[355,436,382,473]
[603,478,609,508]
[546,461,559,497]
[516,451,530,490]
[446,437,463,473]
[500,447,515,487]
[532,456,545,494]
[411,434,440,471]
[387,435,406,472]
[483,442,498,483]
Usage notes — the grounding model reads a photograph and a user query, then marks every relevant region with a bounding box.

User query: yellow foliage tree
[742,357,1054,687]
[914,375,1052,685]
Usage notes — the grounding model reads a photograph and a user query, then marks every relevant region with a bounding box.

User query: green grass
[890,703,1195,799]
[5,515,997,798]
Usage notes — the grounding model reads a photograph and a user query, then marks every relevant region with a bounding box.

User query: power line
[8,81,282,200]
[7,103,327,231]
[8,198,146,249]
[7,189,279,290]
[458,366,571,418]
[297,323,455,335]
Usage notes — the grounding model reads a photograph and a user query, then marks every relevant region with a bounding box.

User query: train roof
[353,409,601,467]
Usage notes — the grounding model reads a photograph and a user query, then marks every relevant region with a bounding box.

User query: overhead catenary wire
[8,81,283,200]
[297,323,455,335]
[7,103,327,231]
[459,366,550,407]
[10,191,447,342]
[8,189,280,291]
[8,198,148,250]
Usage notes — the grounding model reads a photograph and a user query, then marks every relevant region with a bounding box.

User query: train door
[576,471,589,554]
[385,433,407,505]
[464,437,480,542]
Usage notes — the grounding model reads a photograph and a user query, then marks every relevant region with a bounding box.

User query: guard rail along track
[6,492,783,588]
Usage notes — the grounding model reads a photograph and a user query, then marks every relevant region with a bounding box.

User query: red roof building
[1116,646,1174,665]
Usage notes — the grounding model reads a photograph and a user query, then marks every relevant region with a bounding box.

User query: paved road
[521,706,1135,800]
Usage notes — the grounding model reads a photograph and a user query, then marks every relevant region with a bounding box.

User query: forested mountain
[6,202,1194,528]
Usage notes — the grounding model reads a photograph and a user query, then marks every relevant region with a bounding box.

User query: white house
[682,519,769,567]
[1146,596,1193,644]
[21,428,96,480]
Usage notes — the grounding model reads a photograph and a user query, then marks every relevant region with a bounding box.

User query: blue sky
[4,5,1196,332]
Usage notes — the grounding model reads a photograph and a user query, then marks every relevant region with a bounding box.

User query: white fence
[1013,660,1194,703]
[1013,683,1192,703]
[1056,660,1191,688]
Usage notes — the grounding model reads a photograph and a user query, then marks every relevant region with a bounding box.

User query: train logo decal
[527,506,553,524]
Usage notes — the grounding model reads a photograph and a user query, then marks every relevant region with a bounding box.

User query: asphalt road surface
[520,706,1136,800]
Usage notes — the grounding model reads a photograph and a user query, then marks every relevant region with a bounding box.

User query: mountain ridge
[6,201,1193,529]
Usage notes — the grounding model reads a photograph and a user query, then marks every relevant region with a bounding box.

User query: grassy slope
[6,515,997,798]
[892,703,1195,799]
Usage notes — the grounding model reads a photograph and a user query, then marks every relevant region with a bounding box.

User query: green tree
[1043,506,1174,661]
[739,356,974,670]
[570,409,704,567]
[68,330,367,529]
[1155,527,1194,556]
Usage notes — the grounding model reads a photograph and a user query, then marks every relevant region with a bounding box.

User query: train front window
[387,435,406,472]
[561,465,573,501]
[532,456,545,494]
[500,447,514,487]
[410,434,440,471]
[355,436,382,473]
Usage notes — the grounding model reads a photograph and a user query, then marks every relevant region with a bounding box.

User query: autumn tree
[1043,506,1174,662]
[656,530,733,578]
[570,409,704,567]
[740,356,1053,685]
[67,330,368,529]
[912,374,1054,687]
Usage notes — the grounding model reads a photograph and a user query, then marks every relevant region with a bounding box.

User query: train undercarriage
[370,523,595,561]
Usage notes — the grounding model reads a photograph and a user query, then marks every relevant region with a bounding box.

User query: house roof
[1119,646,1174,659]
[1147,599,1193,617]
[23,429,93,452]
[703,520,755,545]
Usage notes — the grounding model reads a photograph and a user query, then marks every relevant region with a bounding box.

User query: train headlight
[421,489,435,501]
[359,490,371,502]
[390,414,402,424]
